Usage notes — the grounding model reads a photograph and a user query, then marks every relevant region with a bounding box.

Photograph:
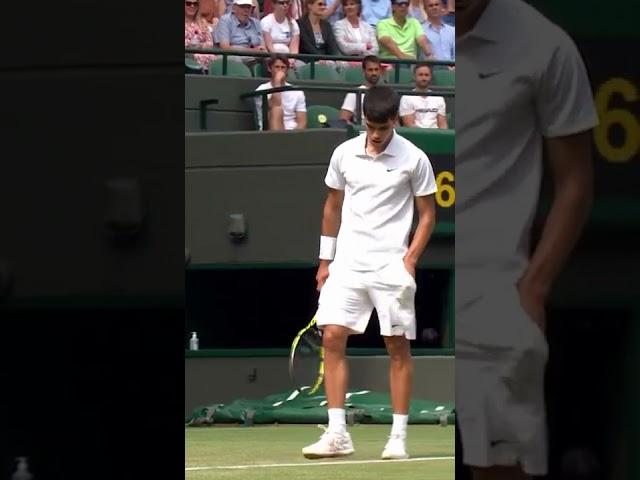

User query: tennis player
[302,85,437,460]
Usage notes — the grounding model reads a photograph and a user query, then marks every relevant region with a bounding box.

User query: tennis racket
[288,313,324,395]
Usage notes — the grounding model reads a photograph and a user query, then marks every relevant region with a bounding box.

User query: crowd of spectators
[186,0,454,132]
[186,0,455,67]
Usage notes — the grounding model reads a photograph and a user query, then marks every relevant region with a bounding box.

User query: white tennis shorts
[316,258,417,339]
[456,270,549,476]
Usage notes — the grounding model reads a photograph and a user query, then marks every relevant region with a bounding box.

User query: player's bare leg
[322,324,350,411]
[302,324,354,459]
[382,335,413,459]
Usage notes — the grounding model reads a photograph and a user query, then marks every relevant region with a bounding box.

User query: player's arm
[403,194,436,276]
[401,114,416,127]
[295,110,307,129]
[317,187,344,290]
[416,34,433,58]
[436,114,448,129]
[340,109,354,122]
[518,130,594,329]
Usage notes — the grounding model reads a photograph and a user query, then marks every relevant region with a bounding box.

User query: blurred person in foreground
[455,0,598,479]
[302,86,437,460]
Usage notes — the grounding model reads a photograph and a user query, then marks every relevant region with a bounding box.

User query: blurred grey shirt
[455,0,598,279]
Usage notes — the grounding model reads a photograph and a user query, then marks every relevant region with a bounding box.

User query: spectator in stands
[261,0,302,67]
[360,0,391,27]
[199,0,220,31]
[185,0,218,70]
[441,0,454,26]
[299,0,342,57]
[399,62,448,128]
[376,0,433,59]
[323,0,344,25]
[218,0,260,19]
[263,0,304,20]
[216,0,266,65]
[407,0,427,23]
[422,0,455,61]
[333,0,379,56]
[340,55,382,124]
[340,55,384,124]
[255,54,308,130]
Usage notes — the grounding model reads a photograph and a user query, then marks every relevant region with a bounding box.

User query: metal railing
[213,85,455,131]
[185,47,454,84]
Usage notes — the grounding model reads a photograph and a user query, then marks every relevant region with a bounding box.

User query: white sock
[391,414,408,438]
[327,408,346,434]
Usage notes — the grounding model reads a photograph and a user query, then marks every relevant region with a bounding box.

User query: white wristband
[319,236,337,260]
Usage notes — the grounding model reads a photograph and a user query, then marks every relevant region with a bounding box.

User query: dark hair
[267,53,289,68]
[340,0,361,14]
[413,61,432,73]
[363,86,400,123]
[361,55,381,69]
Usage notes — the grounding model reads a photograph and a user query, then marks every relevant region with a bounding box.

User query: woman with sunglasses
[261,0,303,68]
[298,0,341,58]
[185,0,217,70]
[333,0,378,56]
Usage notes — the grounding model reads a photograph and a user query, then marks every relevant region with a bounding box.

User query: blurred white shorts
[456,270,549,475]
[316,258,417,339]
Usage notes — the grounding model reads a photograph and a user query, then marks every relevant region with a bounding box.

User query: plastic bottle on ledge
[189,332,199,351]
[12,457,33,480]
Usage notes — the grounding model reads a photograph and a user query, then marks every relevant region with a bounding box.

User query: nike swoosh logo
[478,71,501,79]
[386,168,396,172]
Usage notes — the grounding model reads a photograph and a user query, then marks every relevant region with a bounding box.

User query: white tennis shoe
[381,434,409,460]
[302,425,355,459]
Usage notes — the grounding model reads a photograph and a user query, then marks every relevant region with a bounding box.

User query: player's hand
[402,256,416,279]
[517,275,548,334]
[316,260,330,292]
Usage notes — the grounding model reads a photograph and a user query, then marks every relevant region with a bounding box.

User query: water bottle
[189,332,199,351]
[12,457,33,480]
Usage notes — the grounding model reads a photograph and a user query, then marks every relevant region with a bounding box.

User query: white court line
[185,456,454,471]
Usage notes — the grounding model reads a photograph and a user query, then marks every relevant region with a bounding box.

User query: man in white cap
[215,0,266,64]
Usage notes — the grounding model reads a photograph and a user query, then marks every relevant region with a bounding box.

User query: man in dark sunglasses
[376,0,433,60]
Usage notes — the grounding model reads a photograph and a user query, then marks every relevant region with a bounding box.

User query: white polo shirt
[456,0,598,274]
[399,90,446,128]
[255,81,307,130]
[325,131,437,271]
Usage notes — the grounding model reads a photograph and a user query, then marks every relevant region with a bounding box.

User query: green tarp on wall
[186,388,455,426]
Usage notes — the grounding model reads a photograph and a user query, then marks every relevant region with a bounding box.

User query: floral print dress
[185,20,217,70]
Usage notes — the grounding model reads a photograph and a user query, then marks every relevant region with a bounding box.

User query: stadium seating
[343,66,366,84]
[297,63,344,82]
[185,58,203,74]
[306,105,341,128]
[432,69,455,87]
[386,66,414,85]
[208,59,254,78]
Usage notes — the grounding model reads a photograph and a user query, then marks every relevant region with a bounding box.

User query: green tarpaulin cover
[187,388,455,426]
